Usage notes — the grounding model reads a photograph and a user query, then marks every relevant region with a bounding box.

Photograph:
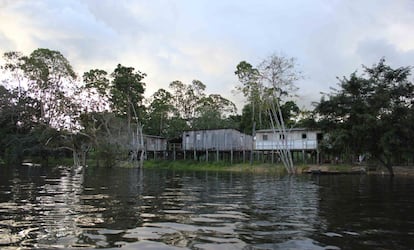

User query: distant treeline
[0,49,413,175]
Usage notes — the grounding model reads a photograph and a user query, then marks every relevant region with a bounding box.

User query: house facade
[144,135,167,151]
[182,129,253,151]
[255,128,322,151]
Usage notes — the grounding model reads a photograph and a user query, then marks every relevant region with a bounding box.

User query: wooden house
[181,129,253,163]
[144,135,167,151]
[255,128,322,151]
[182,129,253,151]
[255,128,323,164]
[143,135,168,160]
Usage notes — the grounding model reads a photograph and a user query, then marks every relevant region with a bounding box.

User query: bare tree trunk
[378,156,394,177]
[268,98,295,174]
[250,121,256,165]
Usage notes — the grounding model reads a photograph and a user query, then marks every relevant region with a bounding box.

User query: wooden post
[206,149,209,162]
[302,149,306,164]
[231,148,233,164]
[317,150,320,165]
[271,150,274,164]
[250,122,256,165]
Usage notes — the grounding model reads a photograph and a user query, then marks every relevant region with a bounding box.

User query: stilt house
[255,128,323,164]
[182,129,253,151]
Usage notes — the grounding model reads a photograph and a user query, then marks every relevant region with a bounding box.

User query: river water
[0,166,413,249]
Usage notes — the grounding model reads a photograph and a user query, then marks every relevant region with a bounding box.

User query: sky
[1,0,414,111]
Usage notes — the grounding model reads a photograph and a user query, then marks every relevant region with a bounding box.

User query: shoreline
[8,158,414,177]
[143,160,414,176]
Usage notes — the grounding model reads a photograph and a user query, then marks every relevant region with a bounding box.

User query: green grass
[144,160,290,174]
[18,155,357,175]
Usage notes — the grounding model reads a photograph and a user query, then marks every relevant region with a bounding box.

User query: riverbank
[143,160,414,176]
[143,160,288,174]
[142,160,353,175]
[8,158,414,176]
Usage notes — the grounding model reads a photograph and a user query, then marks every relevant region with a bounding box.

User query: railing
[255,140,318,150]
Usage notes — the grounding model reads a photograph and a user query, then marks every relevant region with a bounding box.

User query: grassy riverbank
[143,160,414,176]
[143,160,316,174]
[12,157,414,176]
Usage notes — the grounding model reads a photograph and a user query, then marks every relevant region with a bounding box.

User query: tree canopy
[315,59,414,176]
[4,47,412,173]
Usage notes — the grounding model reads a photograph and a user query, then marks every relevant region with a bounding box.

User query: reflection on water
[0,166,413,249]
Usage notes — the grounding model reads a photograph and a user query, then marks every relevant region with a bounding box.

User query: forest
[1,48,413,175]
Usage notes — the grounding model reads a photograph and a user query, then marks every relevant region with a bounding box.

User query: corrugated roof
[256,128,321,133]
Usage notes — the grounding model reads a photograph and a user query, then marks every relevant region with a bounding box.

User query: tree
[316,59,414,176]
[145,88,175,136]
[259,54,302,173]
[21,48,78,128]
[197,94,237,117]
[82,69,111,112]
[110,64,146,125]
[235,61,262,127]
[280,101,300,127]
[169,79,206,124]
[1,49,82,165]
[235,55,301,171]
[192,94,237,130]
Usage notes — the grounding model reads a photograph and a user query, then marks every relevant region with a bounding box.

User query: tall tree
[169,79,206,124]
[193,94,237,130]
[258,54,301,173]
[316,59,414,176]
[110,64,146,126]
[1,49,82,165]
[82,69,111,112]
[21,48,78,128]
[235,61,262,127]
[146,88,175,136]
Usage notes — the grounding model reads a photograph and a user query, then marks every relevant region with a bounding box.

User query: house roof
[183,128,242,133]
[144,134,167,139]
[256,128,321,133]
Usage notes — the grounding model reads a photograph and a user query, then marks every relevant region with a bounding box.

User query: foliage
[235,55,302,133]
[110,64,146,122]
[145,88,175,136]
[239,101,301,134]
[21,48,78,128]
[82,69,111,112]
[169,79,206,123]
[234,61,262,127]
[167,80,238,132]
[315,59,414,176]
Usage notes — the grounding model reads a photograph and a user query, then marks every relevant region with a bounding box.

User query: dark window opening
[317,133,323,141]
[302,133,307,139]
[263,134,268,141]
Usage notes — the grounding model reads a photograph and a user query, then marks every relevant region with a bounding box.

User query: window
[302,133,307,139]
[279,134,285,140]
[317,133,323,140]
[262,134,268,141]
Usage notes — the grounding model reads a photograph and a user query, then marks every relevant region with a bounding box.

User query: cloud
[1,0,414,112]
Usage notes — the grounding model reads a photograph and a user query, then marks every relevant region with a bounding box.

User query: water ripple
[1,167,413,249]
